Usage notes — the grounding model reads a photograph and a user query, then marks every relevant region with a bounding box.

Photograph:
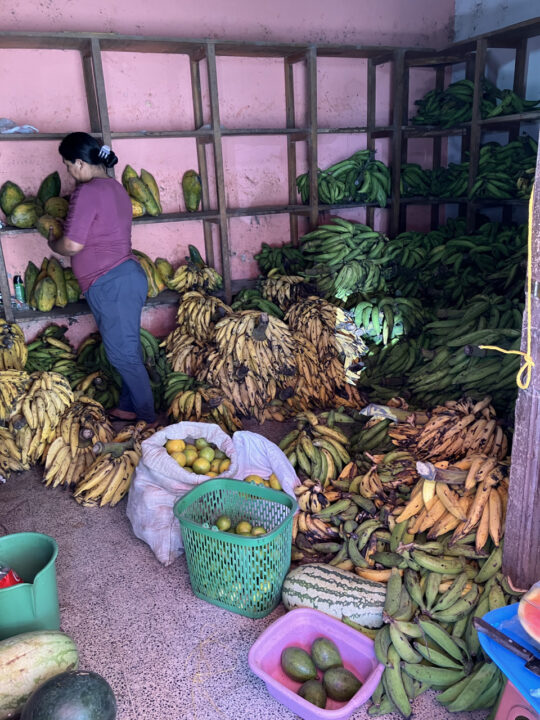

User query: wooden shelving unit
[0,19,539,322]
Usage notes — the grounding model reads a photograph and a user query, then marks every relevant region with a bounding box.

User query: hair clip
[98,145,111,159]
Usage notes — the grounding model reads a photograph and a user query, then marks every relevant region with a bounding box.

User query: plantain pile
[168,245,222,293]
[254,241,306,275]
[0,171,68,237]
[0,369,29,422]
[23,257,81,312]
[260,272,313,311]
[161,330,206,375]
[0,426,26,477]
[230,288,284,318]
[167,384,243,433]
[0,319,27,370]
[352,297,425,346]
[121,165,162,217]
[296,149,391,208]
[43,397,114,489]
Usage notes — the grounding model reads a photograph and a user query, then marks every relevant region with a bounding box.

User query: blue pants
[86,259,156,422]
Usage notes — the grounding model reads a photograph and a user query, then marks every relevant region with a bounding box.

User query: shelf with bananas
[296,149,391,208]
[284,396,520,718]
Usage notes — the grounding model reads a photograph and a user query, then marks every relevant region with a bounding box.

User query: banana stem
[92,438,134,457]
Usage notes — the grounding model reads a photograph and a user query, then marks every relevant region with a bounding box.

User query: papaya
[40,258,49,272]
[155,257,173,284]
[24,261,40,305]
[37,171,61,205]
[36,215,63,241]
[122,164,138,191]
[130,197,146,218]
[47,257,67,307]
[34,276,57,312]
[127,178,160,216]
[132,250,162,297]
[182,170,202,212]
[0,181,25,215]
[44,196,69,220]
[65,278,81,304]
[140,169,162,213]
[9,202,39,229]
[23,196,44,214]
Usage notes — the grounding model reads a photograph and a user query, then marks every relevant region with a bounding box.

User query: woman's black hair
[58,132,118,169]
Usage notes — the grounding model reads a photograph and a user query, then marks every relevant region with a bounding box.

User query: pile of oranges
[164,437,231,476]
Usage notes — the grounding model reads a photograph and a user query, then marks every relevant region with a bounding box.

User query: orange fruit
[171,451,186,467]
[199,446,215,463]
[219,458,231,473]
[165,438,186,453]
[192,457,211,475]
[184,449,198,467]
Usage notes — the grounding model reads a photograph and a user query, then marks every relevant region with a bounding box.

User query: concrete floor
[1,421,490,720]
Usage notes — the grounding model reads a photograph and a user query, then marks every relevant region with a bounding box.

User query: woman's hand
[48,226,84,257]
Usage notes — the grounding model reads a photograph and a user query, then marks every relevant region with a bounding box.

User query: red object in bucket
[0,566,23,589]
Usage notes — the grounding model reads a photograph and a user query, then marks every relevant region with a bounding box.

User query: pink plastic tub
[248,607,384,720]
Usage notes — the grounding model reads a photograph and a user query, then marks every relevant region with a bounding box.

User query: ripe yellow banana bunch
[284,334,334,409]
[0,369,30,422]
[0,426,26,476]
[213,310,296,384]
[161,329,205,375]
[260,274,308,311]
[74,436,142,507]
[415,396,508,461]
[201,387,243,434]
[168,264,222,293]
[176,291,231,343]
[285,296,339,361]
[0,319,27,370]
[168,387,206,422]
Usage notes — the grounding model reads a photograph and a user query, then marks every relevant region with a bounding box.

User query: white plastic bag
[126,422,299,566]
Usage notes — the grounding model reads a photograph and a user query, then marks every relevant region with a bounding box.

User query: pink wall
[0,0,454,344]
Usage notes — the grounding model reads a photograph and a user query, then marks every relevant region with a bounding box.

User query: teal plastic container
[0,532,60,640]
[174,479,297,619]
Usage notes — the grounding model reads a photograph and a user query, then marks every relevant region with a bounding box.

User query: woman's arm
[48,227,84,257]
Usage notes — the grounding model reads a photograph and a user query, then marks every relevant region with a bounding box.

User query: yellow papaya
[127,178,159,216]
[140,169,162,213]
[155,257,173,284]
[37,171,61,205]
[47,256,67,307]
[9,202,39,228]
[34,276,57,312]
[44,196,69,219]
[130,197,146,218]
[122,165,138,191]
[0,181,25,215]
[132,250,161,297]
[182,170,202,212]
[36,215,63,241]
[24,261,40,305]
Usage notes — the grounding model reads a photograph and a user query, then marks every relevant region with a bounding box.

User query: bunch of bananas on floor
[296,150,391,208]
[168,245,222,293]
[161,329,206,375]
[353,297,425,345]
[176,291,231,342]
[279,415,351,484]
[8,371,74,466]
[24,324,76,373]
[73,431,143,508]
[231,288,284,318]
[132,250,167,298]
[285,296,340,361]
[284,334,335,409]
[0,369,29,422]
[349,418,395,457]
[358,338,423,402]
[166,386,208,423]
[260,272,313,311]
[43,397,114,488]
[0,319,27,370]
[254,241,306,275]
[0,426,26,476]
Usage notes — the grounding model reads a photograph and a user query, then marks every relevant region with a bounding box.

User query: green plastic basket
[174,478,297,619]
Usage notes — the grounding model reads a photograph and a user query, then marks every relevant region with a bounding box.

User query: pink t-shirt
[64,177,134,293]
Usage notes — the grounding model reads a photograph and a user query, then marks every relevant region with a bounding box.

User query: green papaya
[9,202,39,229]
[122,165,138,191]
[0,181,25,215]
[130,197,146,218]
[37,171,61,205]
[127,178,159,216]
[34,276,57,312]
[65,278,81,304]
[47,257,67,307]
[155,257,173,284]
[140,169,162,213]
[182,170,202,212]
[24,261,40,304]
[23,196,44,214]
[44,196,69,219]
[36,215,63,241]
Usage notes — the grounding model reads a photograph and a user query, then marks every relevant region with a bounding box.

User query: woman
[48,132,156,425]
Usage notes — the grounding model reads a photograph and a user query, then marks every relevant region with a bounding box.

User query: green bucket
[0,532,60,641]
[174,479,297,619]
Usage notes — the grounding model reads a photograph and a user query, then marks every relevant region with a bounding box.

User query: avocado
[323,666,362,701]
[281,646,317,682]
[311,636,343,671]
[298,679,327,708]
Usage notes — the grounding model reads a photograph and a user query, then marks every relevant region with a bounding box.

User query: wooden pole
[502,129,540,589]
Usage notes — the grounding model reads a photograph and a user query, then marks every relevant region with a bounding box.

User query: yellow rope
[479,188,536,390]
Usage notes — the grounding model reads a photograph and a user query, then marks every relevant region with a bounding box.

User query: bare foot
[109,408,137,421]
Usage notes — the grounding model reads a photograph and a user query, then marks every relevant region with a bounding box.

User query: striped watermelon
[282,564,385,628]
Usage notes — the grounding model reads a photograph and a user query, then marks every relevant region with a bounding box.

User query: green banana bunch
[400,163,432,197]
[163,371,203,407]
[353,297,425,345]
[254,241,307,275]
[25,324,76,373]
[231,288,284,318]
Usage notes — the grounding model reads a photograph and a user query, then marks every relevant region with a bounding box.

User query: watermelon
[21,671,116,720]
[518,584,540,647]
[282,564,386,629]
[0,631,78,720]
